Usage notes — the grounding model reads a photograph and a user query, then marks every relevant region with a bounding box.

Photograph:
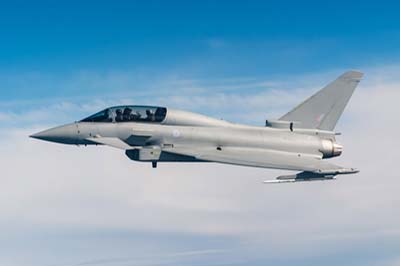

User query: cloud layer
[1,66,399,266]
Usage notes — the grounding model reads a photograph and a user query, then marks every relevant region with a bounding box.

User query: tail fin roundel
[279,71,363,131]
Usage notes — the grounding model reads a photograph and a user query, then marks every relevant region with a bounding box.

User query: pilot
[103,109,112,122]
[146,109,155,121]
[123,107,132,121]
[115,109,123,122]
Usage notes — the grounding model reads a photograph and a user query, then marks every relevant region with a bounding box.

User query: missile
[263,176,336,184]
[263,171,337,184]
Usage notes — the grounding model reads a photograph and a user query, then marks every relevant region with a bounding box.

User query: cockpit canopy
[81,105,167,123]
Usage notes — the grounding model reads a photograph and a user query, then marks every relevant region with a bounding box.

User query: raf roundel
[172,129,181,138]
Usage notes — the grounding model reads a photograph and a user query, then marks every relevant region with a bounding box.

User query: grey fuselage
[32,108,341,164]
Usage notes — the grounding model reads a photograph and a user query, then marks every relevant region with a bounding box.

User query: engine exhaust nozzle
[321,140,343,158]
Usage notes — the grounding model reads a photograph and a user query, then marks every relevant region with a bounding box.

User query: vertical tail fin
[279,71,363,131]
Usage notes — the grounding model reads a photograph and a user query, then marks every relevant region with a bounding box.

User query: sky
[1,1,400,266]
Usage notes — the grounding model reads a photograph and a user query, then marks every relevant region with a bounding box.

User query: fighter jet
[31,71,363,183]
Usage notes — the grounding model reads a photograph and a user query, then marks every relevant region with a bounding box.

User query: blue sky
[1,1,400,102]
[1,2,400,266]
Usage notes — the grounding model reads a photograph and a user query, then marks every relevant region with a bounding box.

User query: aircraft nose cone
[30,123,78,144]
